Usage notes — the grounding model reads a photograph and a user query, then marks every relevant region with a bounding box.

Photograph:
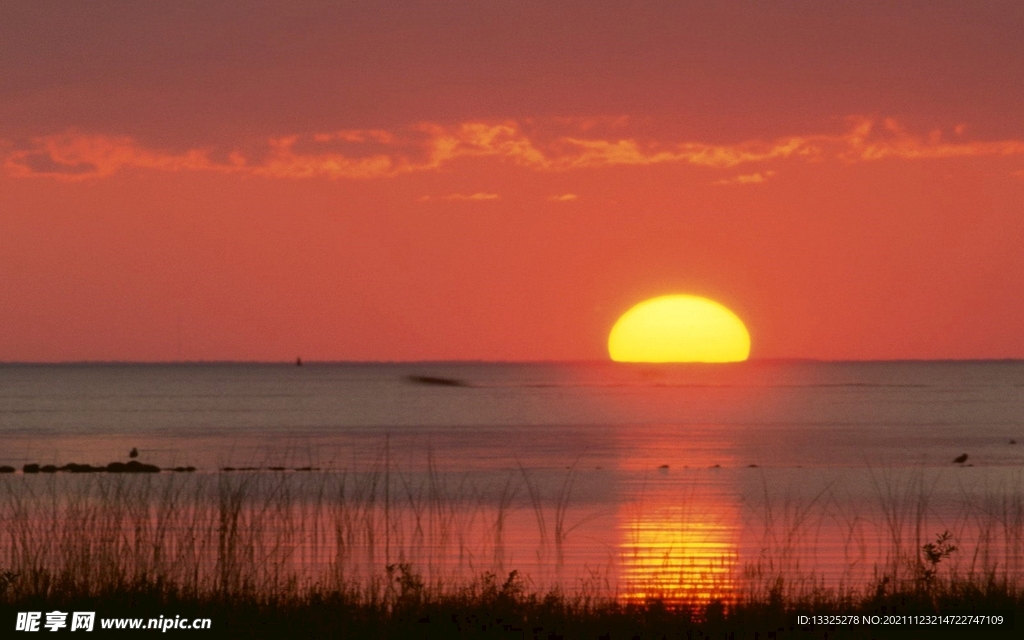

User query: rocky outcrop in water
[16,460,179,474]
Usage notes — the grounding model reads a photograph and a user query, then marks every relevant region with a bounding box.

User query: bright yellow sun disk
[608,295,750,363]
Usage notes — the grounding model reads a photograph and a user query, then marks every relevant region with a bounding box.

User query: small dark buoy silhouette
[406,375,467,387]
[953,453,968,464]
[1011,439,1017,445]
[129,448,138,459]
[296,356,302,366]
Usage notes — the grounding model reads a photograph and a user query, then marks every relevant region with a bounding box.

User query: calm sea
[2,361,1023,599]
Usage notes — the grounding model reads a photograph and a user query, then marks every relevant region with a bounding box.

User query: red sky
[2,2,1024,362]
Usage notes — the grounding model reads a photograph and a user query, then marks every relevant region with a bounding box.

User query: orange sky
[2,2,1023,362]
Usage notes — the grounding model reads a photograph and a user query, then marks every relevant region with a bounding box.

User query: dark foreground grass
[2,569,1020,638]
[3,468,1024,637]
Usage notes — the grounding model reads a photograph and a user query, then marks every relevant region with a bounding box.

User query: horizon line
[1,357,1022,366]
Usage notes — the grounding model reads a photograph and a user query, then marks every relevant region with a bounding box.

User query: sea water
[2,361,1023,599]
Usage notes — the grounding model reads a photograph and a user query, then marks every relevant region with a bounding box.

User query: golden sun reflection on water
[610,411,743,605]
[619,500,739,605]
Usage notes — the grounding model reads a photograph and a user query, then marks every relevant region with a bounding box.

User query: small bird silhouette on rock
[953,453,968,464]
[129,448,138,459]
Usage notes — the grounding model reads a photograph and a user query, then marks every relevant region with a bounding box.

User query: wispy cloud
[837,118,1024,162]
[5,117,1024,181]
[3,133,224,179]
[442,192,500,201]
[548,193,579,202]
[713,170,776,186]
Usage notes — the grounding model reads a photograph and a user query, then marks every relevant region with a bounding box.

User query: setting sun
[608,295,751,362]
